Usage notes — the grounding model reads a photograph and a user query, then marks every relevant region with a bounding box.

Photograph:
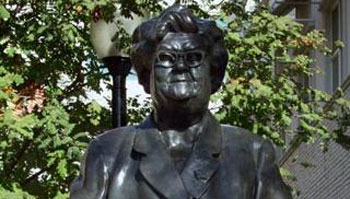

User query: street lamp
[90,9,145,128]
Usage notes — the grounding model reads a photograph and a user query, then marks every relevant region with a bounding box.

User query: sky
[86,71,147,108]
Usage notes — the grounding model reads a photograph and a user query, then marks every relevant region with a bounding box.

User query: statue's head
[131,4,228,113]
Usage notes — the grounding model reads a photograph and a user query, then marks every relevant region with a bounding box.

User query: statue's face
[150,33,211,111]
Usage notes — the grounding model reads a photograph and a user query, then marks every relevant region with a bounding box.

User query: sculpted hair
[131,4,228,94]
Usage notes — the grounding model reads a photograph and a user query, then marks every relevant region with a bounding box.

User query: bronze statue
[70,4,292,199]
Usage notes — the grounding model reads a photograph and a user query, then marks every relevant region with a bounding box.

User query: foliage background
[0,0,349,198]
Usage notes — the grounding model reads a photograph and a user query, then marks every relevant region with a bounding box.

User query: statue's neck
[153,108,206,131]
[153,110,207,172]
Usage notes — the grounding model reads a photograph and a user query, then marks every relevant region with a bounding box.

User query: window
[330,1,342,92]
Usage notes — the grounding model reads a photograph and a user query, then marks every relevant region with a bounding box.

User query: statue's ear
[143,83,150,94]
[136,68,150,94]
[209,41,228,94]
[211,68,226,94]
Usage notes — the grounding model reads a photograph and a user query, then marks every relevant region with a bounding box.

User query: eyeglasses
[155,50,205,68]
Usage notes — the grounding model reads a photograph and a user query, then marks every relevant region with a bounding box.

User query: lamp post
[90,10,145,128]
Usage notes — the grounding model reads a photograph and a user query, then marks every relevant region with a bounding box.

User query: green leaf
[27,34,35,42]
[53,192,69,199]
[0,36,10,45]
[57,159,68,178]
[280,168,296,181]
[281,114,292,126]
[0,185,36,199]
[300,103,310,113]
[37,26,47,34]
[4,46,16,57]
[0,5,10,20]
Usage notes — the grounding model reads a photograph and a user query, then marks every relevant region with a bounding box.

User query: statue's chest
[201,147,257,199]
[161,131,197,171]
[107,148,256,199]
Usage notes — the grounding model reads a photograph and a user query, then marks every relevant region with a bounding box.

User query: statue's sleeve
[70,138,108,199]
[255,140,293,199]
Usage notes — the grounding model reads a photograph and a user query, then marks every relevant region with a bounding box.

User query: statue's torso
[99,125,259,199]
[70,113,291,199]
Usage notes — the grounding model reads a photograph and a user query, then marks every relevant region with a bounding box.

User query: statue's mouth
[169,73,193,83]
[170,79,187,83]
[163,81,200,101]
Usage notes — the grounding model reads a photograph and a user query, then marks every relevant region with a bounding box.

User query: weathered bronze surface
[70,4,292,199]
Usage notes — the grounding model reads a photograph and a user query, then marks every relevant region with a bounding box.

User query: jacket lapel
[133,116,188,199]
[133,112,223,199]
[181,112,223,198]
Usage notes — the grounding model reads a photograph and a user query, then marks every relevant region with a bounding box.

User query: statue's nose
[174,56,188,72]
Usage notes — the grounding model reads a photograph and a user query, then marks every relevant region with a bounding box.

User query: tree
[0,0,349,199]
[215,1,350,149]
[0,0,114,198]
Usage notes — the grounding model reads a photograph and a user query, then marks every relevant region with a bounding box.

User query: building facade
[270,0,350,198]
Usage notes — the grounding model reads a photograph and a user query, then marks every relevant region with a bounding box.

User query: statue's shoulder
[87,126,138,159]
[220,124,276,160]
[220,124,263,144]
[221,124,273,151]
[96,125,137,143]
